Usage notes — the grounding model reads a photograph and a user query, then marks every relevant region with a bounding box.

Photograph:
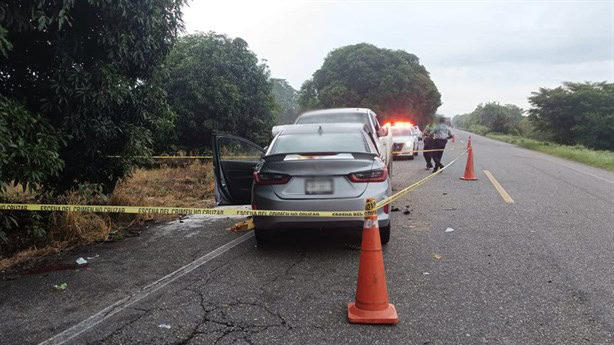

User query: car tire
[379,225,391,245]
[254,228,272,245]
[408,155,414,160]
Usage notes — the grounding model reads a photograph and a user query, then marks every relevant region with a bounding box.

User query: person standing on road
[422,124,435,170]
[431,117,454,173]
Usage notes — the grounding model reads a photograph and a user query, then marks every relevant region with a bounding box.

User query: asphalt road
[1,130,613,344]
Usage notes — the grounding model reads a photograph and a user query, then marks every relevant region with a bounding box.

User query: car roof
[299,108,375,117]
[277,123,369,135]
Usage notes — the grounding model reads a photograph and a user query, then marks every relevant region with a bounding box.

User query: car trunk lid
[261,153,378,200]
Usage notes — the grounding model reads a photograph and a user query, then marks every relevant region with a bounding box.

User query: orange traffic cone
[348,198,399,324]
[460,136,478,181]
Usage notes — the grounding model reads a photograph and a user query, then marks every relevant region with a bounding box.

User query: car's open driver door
[213,135,265,205]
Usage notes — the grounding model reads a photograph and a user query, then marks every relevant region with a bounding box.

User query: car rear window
[296,113,369,126]
[271,132,370,154]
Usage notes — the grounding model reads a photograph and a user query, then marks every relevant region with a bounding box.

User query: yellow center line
[483,170,515,204]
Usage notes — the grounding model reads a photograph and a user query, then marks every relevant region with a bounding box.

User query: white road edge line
[39,232,255,345]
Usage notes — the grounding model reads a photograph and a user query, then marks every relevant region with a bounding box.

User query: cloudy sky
[183,0,613,116]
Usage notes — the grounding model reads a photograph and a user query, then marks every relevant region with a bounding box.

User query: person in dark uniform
[431,117,454,172]
[422,124,435,170]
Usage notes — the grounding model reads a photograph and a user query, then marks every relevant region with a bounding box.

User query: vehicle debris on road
[76,257,87,265]
[445,227,454,233]
[227,218,255,232]
[54,283,68,291]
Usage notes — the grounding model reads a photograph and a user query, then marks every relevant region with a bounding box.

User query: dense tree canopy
[0,0,186,193]
[453,102,524,135]
[163,32,276,150]
[528,82,614,149]
[297,79,319,113]
[301,43,441,127]
[271,79,299,125]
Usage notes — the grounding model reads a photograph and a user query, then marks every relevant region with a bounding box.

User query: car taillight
[253,171,291,185]
[383,204,389,214]
[348,168,388,183]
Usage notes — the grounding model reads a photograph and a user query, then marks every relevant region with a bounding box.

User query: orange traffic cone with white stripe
[348,198,399,324]
[460,136,477,181]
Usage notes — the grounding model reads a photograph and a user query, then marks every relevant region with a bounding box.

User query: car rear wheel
[408,155,414,160]
[379,225,391,245]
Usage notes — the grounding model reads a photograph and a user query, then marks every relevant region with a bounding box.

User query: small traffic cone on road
[348,198,399,324]
[460,136,478,181]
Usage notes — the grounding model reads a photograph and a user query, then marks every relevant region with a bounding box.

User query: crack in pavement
[171,292,294,345]
[261,250,307,290]
[39,232,254,345]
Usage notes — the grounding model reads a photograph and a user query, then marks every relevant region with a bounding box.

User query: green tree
[575,112,614,151]
[271,79,299,124]
[452,113,469,128]
[309,43,441,127]
[164,32,276,149]
[454,102,524,135]
[0,97,64,194]
[0,96,66,245]
[528,82,614,146]
[297,79,319,113]
[0,0,186,193]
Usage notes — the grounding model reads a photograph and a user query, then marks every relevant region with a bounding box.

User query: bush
[467,124,490,136]
[0,96,66,246]
[0,96,65,193]
[575,112,614,151]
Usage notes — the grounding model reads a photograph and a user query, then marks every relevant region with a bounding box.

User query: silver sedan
[213,123,392,244]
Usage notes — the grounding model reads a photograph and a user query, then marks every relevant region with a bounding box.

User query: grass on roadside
[486,133,614,171]
[0,161,216,270]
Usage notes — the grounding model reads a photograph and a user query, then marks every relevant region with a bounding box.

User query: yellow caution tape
[376,149,468,209]
[2,150,468,217]
[0,203,369,218]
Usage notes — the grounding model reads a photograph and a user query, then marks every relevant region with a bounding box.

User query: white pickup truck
[289,108,395,176]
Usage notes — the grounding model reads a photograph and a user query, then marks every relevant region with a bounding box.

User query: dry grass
[0,161,216,270]
[113,160,216,215]
[0,246,68,271]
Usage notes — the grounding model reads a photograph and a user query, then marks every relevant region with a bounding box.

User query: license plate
[305,179,334,195]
